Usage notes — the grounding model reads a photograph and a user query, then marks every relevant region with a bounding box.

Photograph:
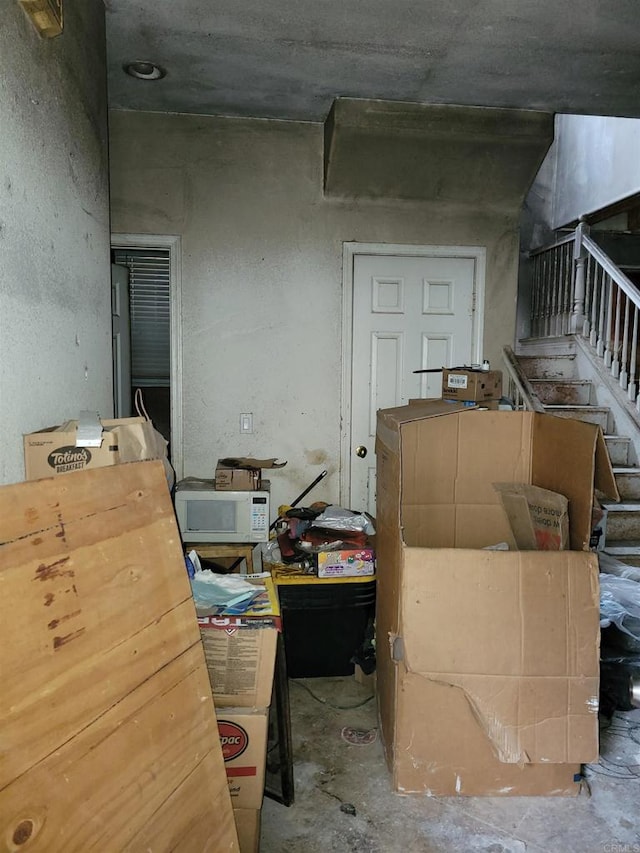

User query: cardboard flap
[400,548,600,764]
[418,673,598,764]
[595,428,620,501]
[531,414,599,550]
[219,457,287,470]
[376,401,472,455]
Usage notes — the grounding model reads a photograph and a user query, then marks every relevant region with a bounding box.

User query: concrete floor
[261,677,640,853]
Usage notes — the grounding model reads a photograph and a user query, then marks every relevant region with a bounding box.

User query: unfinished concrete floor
[261,676,640,852]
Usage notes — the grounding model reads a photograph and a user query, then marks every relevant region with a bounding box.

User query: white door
[347,249,483,515]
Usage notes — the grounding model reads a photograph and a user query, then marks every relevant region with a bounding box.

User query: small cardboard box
[218,710,269,809]
[442,368,502,402]
[317,548,376,578]
[233,808,261,853]
[23,416,167,480]
[494,482,570,550]
[197,574,280,708]
[24,419,135,478]
[375,401,618,796]
[216,464,262,491]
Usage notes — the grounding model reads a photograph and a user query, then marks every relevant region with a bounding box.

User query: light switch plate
[240,413,253,434]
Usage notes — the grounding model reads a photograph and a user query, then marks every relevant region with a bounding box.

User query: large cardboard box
[442,368,502,402]
[375,401,618,797]
[233,808,261,853]
[218,710,269,809]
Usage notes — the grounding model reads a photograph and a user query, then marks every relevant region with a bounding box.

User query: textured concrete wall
[110,111,520,511]
[529,114,640,231]
[0,0,112,485]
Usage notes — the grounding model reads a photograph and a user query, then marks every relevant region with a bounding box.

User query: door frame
[110,232,184,480]
[340,241,486,507]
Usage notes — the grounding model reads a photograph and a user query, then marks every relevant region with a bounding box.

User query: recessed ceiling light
[123,61,166,81]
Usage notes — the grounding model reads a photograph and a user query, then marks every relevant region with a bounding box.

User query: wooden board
[0,460,239,852]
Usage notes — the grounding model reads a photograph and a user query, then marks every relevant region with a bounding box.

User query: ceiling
[105,0,640,123]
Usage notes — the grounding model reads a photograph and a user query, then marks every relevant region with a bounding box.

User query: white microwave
[174,481,270,543]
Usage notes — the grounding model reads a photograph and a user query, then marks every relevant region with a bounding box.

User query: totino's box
[442,368,502,402]
[23,417,166,480]
[375,400,619,797]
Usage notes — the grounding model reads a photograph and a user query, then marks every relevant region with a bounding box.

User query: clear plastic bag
[599,572,640,641]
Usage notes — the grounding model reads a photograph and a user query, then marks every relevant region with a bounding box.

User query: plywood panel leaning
[0,460,239,852]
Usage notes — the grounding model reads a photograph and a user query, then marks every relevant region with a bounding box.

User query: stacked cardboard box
[441,368,503,403]
[375,401,618,796]
[215,463,262,491]
[197,575,281,852]
[215,457,287,491]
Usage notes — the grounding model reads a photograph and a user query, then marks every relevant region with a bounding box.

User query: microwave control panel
[251,496,269,538]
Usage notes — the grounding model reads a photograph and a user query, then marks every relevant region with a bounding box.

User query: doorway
[110,234,183,479]
[341,242,486,514]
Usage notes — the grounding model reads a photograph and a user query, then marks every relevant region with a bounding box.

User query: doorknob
[355,445,368,458]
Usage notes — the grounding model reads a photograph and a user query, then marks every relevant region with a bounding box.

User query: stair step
[601,540,640,556]
[613,467,640,499]
[517,354,577,380]
[601,501,640,540]
[602,552,640,568]
[543,404,610,430]
[604,434,631,466]
[529,379,592,406]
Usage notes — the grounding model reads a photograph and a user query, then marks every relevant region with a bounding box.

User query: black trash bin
[277,577,376,678]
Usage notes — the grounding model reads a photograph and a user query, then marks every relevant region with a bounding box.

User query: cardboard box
[442,368,502,402]
[218,710,269,809]
[233,809,261,853]
[23,416,166,479]
[216,464,262,491]
[199,622,278,708]
[24,418,134,478]
[317,548,376,578]
[197,574,280,708]
[375,401,619,796]
[494,482,570,550]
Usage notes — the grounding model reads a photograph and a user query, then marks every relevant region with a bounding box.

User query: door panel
[350,253,478,515]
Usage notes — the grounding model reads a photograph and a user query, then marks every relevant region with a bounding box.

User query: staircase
[505,335,640,567]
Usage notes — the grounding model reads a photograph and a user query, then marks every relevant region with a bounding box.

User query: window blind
[112,248,171,387]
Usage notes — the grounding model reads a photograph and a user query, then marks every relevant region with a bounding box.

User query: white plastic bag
[599,572,640,641]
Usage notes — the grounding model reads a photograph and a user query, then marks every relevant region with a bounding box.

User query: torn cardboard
[375,403,613,796]
[216,457,287,491]
[493,482,569,550]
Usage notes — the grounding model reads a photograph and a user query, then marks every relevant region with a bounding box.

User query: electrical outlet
[240,413,253,434]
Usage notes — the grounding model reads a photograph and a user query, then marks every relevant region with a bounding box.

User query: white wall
[0,0,112,485]
[110,111,521,512]
[541,114,640,230]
